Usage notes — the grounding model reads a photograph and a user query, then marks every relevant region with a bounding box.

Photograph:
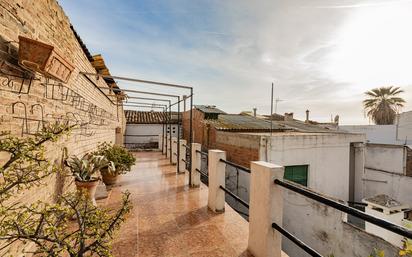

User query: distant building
[339,110,412,145]
[124,110,180,149]
[340,111,412,206]
[182,105,364,201]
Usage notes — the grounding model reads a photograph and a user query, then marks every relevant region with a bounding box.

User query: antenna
[274,97,284,114]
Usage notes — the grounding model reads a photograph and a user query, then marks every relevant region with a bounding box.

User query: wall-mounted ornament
[18,36,74,83]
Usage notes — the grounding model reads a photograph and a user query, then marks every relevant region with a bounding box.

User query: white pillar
[248,161,284,257]
[166,135,171,160]
[171,137,177,165]
[158,134,163,151]
[190,143,201,187]
[162,134,167,155]
[179,139,187,173]
[208,149,226,213]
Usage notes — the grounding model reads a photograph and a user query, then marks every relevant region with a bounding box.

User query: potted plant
[95,142,136,185]
[67,153,114,205]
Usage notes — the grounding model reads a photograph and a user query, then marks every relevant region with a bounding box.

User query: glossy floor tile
[103,151,285,257]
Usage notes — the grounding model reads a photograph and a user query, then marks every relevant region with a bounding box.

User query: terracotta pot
[75,180,99,206]
[18,36,74,83]
[101,170,119,186]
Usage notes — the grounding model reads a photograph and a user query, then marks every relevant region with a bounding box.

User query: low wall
[282,189,400,257]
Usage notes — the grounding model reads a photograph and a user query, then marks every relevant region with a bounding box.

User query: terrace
[103,151,272,257]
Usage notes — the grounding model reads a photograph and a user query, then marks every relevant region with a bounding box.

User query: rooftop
[208,114,288,132]
[194,105,226,114]
[363,194,408,210]
[104,151,281,257]
[125,110,180,124]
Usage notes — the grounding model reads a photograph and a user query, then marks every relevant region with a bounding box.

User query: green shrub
[94,142,136,175]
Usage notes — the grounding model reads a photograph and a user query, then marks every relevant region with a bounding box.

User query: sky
[59,0,412,125]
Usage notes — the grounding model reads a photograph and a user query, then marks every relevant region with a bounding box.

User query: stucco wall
[339,125,397,144]
[362,168,412,206]
[125,124,179,148]
[398,111,412,144]
[365,144,406,174]
[282,189,400,257]
[259,133,365,201]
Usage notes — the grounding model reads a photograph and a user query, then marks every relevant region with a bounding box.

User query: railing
[196,149,208,157]
[272,178,412,257]
[220,159,250,173]
[219,158,250,219]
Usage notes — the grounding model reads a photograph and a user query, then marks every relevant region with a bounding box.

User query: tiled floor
[105,151,254,257]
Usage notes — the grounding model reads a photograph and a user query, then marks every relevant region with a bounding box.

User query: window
[284,165,308,186]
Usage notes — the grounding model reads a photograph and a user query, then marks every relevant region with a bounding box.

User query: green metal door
[284,165,308,186]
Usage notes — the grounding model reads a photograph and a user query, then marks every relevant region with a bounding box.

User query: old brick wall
[406,147,412,177]
[0,0,125,254]
[182,109,260,167]
[182,108,205,145]
[213,130,260,168]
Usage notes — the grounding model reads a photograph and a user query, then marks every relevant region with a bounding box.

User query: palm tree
[363,86,405,125]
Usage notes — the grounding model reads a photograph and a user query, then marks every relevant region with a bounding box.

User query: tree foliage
[363,86,405,125]
[0,123,131,256]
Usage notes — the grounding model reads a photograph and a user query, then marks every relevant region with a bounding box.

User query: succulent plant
[67,153,114,182]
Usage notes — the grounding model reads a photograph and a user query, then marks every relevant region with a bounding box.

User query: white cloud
[60,0,412,124]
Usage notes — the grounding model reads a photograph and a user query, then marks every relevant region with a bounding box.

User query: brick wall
[182,109,260,167]
[182,108,205,145]
[0,0,125,254]
[213,130,260,168]
[406,147,412,177]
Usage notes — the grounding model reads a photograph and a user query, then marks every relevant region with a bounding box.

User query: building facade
[124,110,180,149]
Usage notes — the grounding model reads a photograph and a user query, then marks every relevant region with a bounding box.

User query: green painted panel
[284,165,308,186]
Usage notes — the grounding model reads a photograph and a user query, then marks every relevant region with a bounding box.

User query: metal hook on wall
[11,101,29,136]
[30,103,45,134]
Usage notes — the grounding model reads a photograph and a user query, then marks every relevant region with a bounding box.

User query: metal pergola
[81,72,194,185]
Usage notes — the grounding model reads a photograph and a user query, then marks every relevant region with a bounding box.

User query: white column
[171,137,177,165]
[208,149,226,213]
[179,139,187,173]
[166,135,170,160]
[162,134,167,155]
[158,134,163,151]
[248,161,284,257]
[190,143,201,187]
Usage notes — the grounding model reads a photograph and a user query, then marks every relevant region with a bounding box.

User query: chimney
[253,108,257,117]
[305,110,310,123]
[284,112,294,121]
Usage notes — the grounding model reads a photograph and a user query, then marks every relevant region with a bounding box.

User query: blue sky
[59,0,412,124]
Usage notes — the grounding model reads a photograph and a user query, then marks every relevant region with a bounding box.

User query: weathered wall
[282,188,400,257]
[124,124,179,148]
[407,147,412,176]
[398,111,412,145]
[362,168,412,206]
[182,108,204,145]
[365,144,406,175]
[260,133,365,201]
[214,131,260,167]
[0,0,124,254]
[358,144,412,205]
[339,125,398,144]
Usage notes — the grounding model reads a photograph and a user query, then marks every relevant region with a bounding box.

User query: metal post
[169,103,172,163]
[189,88,193,185]
[177,96,180,173]
[162,107,165,154]
[270,82,274,137]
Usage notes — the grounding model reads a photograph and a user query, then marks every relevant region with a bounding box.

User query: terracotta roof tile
[125,110,179,124]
